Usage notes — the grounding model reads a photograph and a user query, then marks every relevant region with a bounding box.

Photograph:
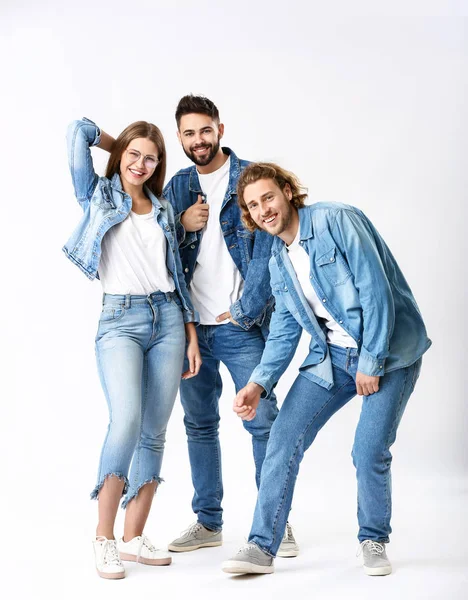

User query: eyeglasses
[126,149,159,169]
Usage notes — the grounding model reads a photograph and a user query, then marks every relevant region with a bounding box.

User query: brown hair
[175,95,220,129]
[105,121,166,197]
[237,162,308,231]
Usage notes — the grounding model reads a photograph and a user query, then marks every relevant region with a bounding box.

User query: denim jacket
[250,204,431,394]
[63,118,198,324]
[163,148,274,331]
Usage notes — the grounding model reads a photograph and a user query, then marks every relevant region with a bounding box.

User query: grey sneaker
[358,540,392,576]
[277,522,299,558]
[222,543,274,574]
[168,522,222,552]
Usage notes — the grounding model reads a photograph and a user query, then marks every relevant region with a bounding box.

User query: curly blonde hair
[237,163,308,231]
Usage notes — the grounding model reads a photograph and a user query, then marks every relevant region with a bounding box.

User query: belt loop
[102,293,106,306]
[125,294,131,309]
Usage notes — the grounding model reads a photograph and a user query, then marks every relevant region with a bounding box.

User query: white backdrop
[1,2,467,599]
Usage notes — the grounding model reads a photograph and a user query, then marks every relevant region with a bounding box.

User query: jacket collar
[188,147,240,196]
[271,206,313,255]
[110,172,165,211]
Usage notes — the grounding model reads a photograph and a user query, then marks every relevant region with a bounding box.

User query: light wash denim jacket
[63,118,198,324]
[250,204,431,394]
[163,148,274,331]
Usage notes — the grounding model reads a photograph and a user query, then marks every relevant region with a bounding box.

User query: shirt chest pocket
[316,245,352,286]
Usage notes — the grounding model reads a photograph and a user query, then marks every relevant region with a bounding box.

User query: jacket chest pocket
[316,246,351,286]
[92,185,116,209]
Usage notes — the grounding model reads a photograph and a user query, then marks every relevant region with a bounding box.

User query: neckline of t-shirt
[131,206,155,218]
[286,227,302,252]
[197,156,231,179]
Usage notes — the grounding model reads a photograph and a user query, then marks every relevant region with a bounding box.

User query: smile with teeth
[193,146,209,153]
[263,213,278,224]
[129,168,146,177]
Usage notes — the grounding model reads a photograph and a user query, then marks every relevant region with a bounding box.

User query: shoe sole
[96,569,125,580]
[364,565,392,576]
[120,552,172,566]
[168,541,223,552]
[222,560,274,575]
[277,549,299,558]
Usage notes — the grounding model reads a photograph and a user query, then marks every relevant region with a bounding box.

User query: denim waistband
[328,344,359,358]
[102,291,178,308]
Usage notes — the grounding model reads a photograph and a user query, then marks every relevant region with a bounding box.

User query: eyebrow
[247,191,275,206]
[128,147,157,158]
[182,126,213,134]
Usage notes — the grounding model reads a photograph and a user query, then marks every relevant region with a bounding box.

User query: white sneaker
[93,536,125,579]
[277,522,299,558]
[118,534,172,566]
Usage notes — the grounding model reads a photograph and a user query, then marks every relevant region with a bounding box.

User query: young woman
[64,117,201,579]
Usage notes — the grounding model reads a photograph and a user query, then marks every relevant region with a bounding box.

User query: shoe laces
[180,522,203,538]
[285,522,293,541]
[98,537,122,566]
[238,542,258,554]
[135,534,156,563]
[357,540,385,557]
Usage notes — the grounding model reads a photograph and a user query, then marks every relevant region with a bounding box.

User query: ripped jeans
[91,291,185,508]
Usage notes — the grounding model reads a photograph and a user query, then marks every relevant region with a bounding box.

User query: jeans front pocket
[99,304,126,323]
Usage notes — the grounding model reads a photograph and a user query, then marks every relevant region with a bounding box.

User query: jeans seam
[269,377,353,552]
[95,348,113,486]
[381,365,409,537]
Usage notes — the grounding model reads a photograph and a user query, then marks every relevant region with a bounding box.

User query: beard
[262,201,294,236]
[183,138,221,167]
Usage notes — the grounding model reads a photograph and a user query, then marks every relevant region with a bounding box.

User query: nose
[135,156,145,169]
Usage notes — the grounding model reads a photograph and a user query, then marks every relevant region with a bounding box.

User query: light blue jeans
[180,322,279,531]
[249,344,422,555]
[92,291,185,508]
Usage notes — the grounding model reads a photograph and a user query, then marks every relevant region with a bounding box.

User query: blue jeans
[180,322,279,531]
[92,292,186,508]
[249,344,423,555]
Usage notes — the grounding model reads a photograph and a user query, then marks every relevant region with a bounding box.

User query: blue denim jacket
[250,204,431,393]
[63,118,198,324]
[163,148,274,330]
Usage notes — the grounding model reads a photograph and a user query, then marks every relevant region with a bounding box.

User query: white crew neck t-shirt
[287,229,357,348]
[190,157,244,325]
[98,206,175,295]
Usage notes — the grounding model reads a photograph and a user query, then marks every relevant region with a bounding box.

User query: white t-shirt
[287,230,357,348]
[98,206,175,295]
[190,157,244,325]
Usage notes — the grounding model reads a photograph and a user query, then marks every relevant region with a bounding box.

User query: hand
[356,372,380,396]
[233,383,264,421]
[216,311,240,326]
[182,323,202,379]
[182,339,202,379]
[180,194,209,232]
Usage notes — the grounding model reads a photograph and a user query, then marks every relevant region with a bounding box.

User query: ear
[218,122,225,140]
[284,183,293,201]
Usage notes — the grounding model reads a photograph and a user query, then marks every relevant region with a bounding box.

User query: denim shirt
[250,203,431,394]
[62,118,198,324]
[162,148,274,331]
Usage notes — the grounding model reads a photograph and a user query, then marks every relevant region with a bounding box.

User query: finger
[239,409,254,420]
[196,194,203,204]
[233,403,248,413]
[356,382,363,396]
[373,381,380,393]
[216,312,230,323]
[243,409,256,421]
